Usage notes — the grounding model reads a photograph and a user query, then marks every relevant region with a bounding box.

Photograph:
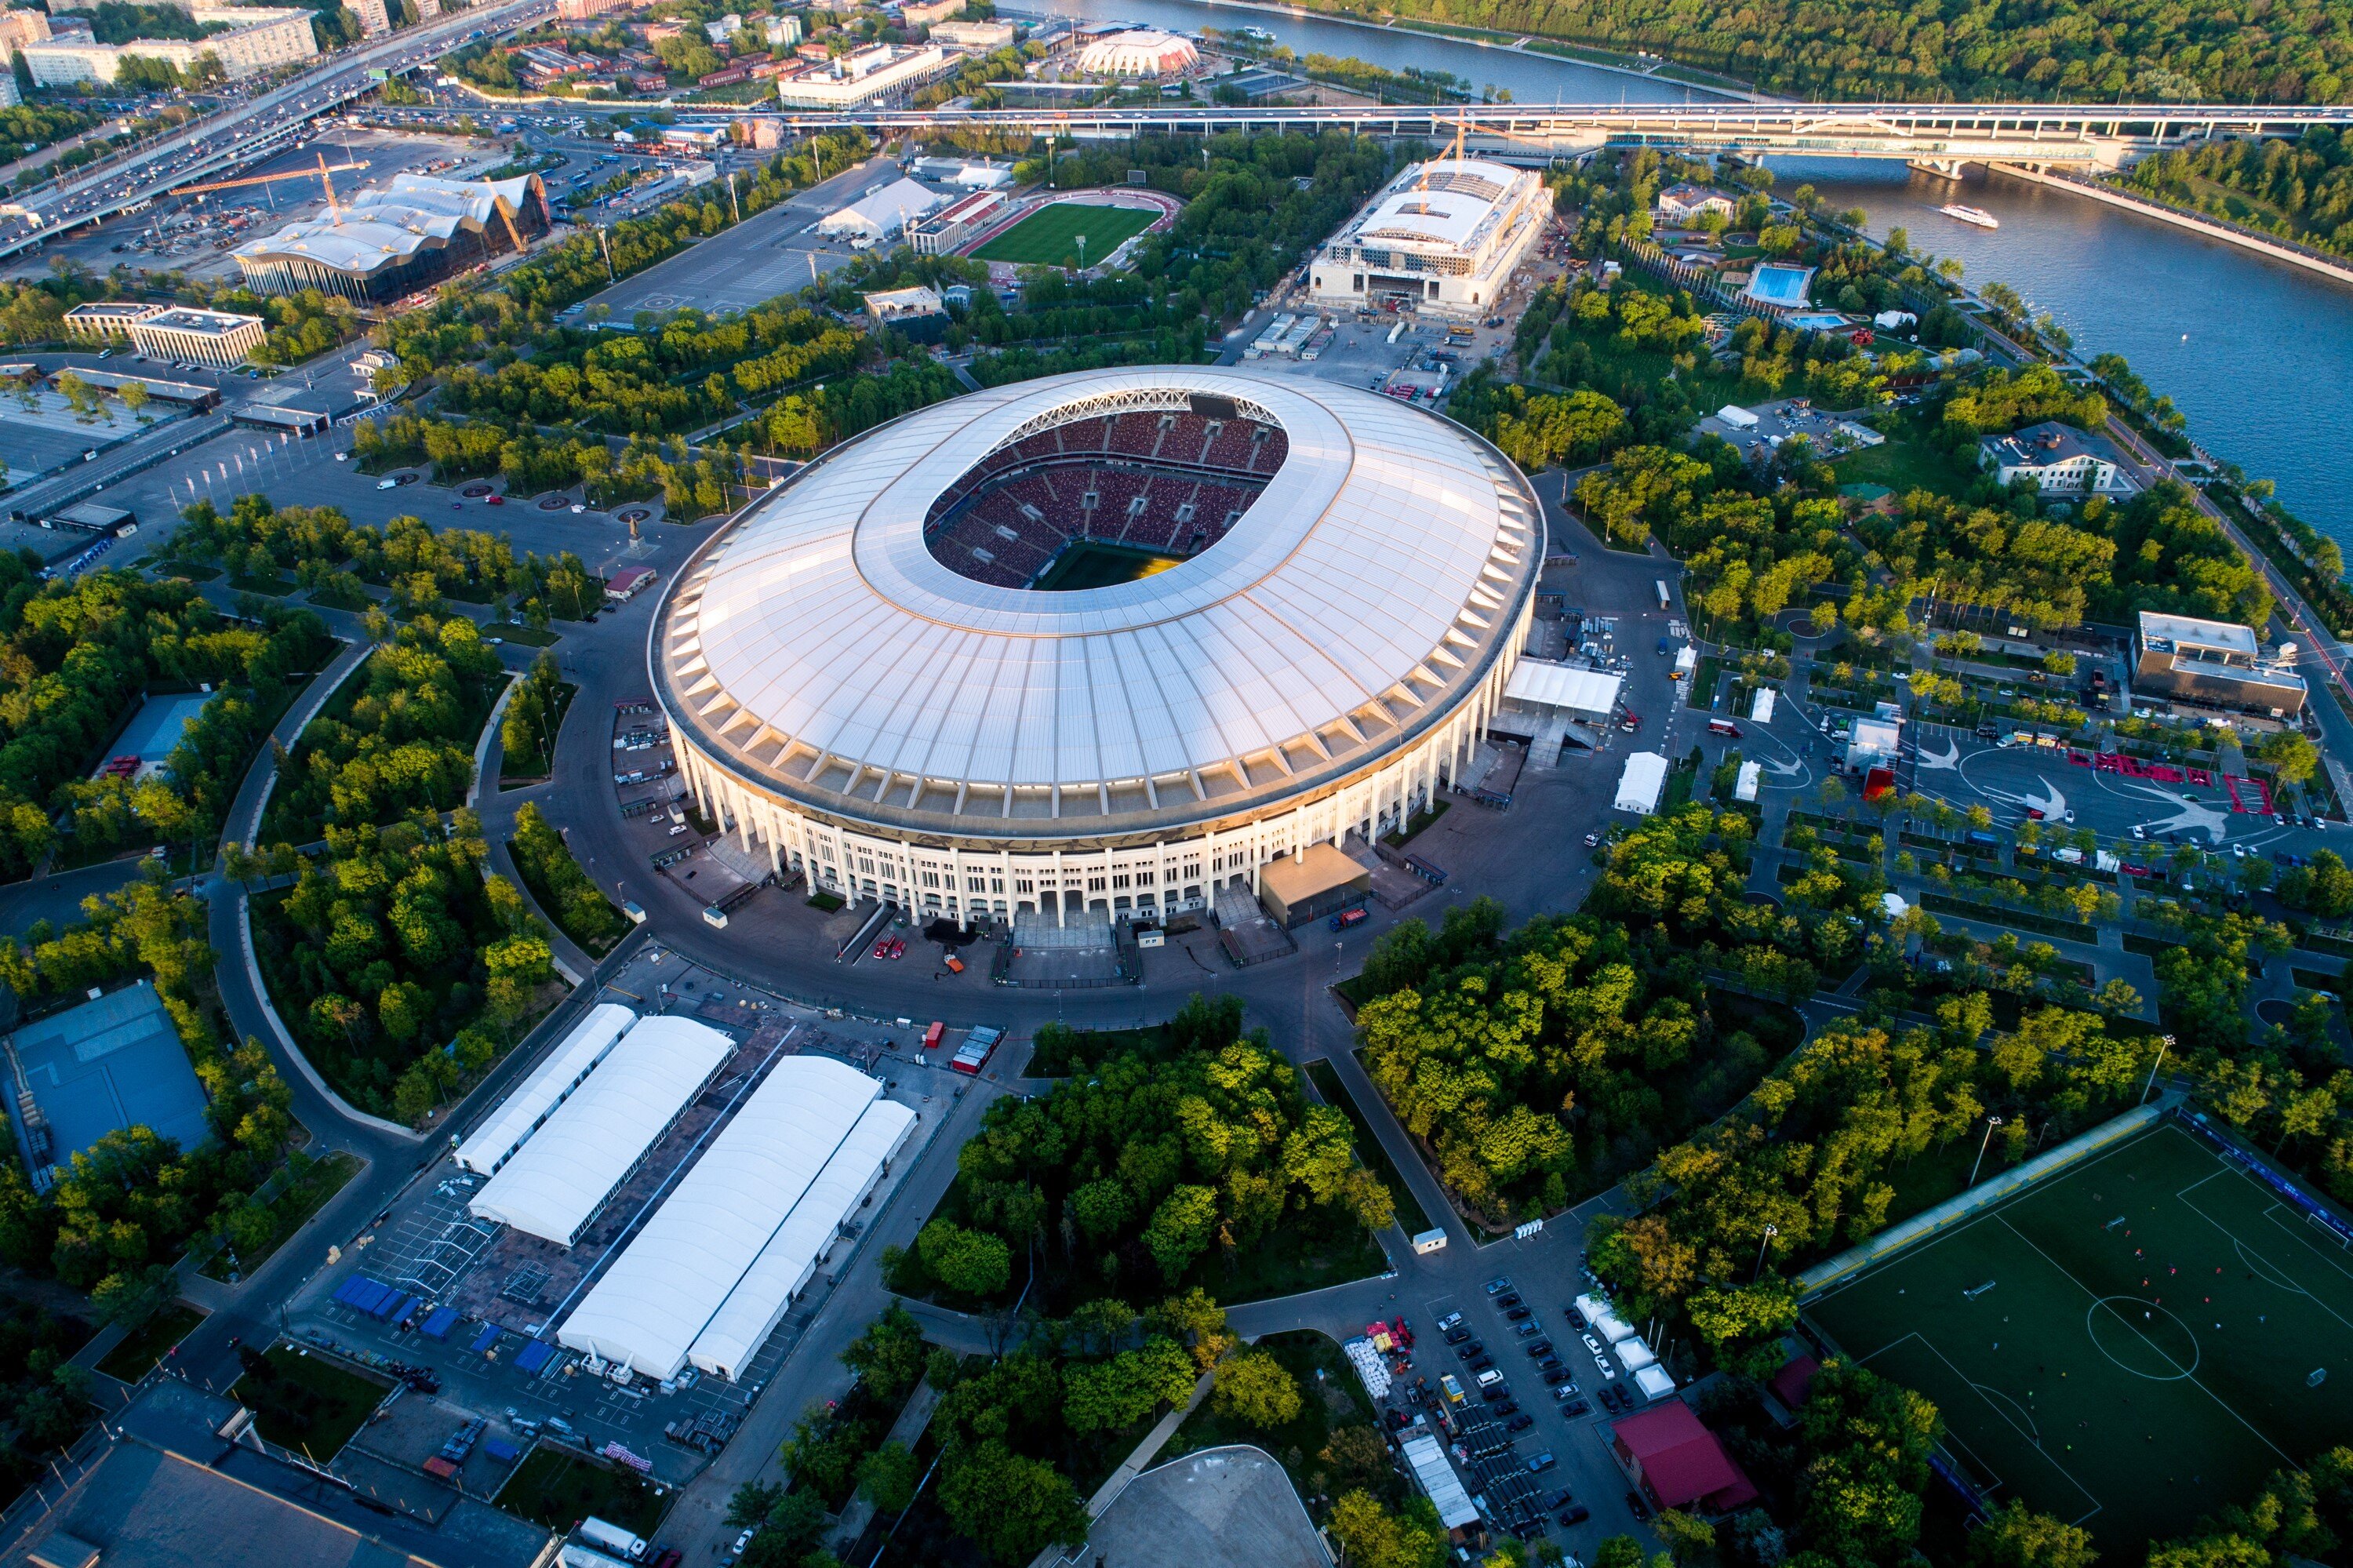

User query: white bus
[1655,580,1671,612]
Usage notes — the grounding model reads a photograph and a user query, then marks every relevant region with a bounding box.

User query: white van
[701,905,729,929]
[620,900,646,925]
[1475,1368,1504,1389]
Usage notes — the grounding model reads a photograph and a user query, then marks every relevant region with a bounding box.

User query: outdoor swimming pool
[1744,263,1817,307]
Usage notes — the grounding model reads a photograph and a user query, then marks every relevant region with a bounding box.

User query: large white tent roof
[455,1002,635,1176]
[467,1016,732,1245]
[687,1097,916,1378]
[814,176,941,237]
[1504,660,1623,716]
[654,368,1538,839]
[558,1056,885,1377]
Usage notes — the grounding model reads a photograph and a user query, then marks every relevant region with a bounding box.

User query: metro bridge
[747,101,2353,171]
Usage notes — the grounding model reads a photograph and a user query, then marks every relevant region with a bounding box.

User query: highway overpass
[0,0,554,265]
[745,101,2353,171]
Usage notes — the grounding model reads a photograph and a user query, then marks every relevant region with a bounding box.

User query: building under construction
[231,172,551,303]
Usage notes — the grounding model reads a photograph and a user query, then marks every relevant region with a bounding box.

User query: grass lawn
[1159,1330,1374,1485]
[496,1446,669,1536]
[200,1151,362,1282]
[1307,1057,1433,1235]
[231,1344,392,1462]
[1807,1122,2353,1552]
[806,890,845,911]
[227,569,300,597]
[973,199,1160,269]
[500,681,576,786]
[155,562,222,583]
[1832,428,1980,500]
[95,1301,204,1383]
[1920,890,2097,943]
[484,621,562,647]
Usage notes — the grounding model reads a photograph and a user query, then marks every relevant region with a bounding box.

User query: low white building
[1978,420,2135,497]
[930,18,1016,49]
[1308,158,1548,318]
[773,43,953,107]
[68,305,268,369]
[1656,181,1736,221]
[19,4,314,83]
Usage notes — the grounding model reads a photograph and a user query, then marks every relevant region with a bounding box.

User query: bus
[1707,719,1743,737]
[1656,580,1672,612]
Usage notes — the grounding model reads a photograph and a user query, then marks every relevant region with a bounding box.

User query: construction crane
[178,152,365,220]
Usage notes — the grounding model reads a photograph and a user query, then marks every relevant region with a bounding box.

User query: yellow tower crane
[178,152,366,220]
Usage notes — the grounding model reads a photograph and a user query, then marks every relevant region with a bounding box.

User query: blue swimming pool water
[1745,264,1816,305]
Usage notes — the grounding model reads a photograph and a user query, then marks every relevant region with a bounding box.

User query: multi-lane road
[0,0,554,264]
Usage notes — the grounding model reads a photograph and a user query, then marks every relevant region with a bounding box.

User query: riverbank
[1989,162,2353,290]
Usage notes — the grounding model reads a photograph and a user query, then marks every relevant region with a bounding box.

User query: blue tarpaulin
[483,1438,521,1464]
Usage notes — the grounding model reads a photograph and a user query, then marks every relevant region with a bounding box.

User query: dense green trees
[0,563,329,879]
[509,802,624,954]
[260,808,547,1120]
[2128,129,2353,259]
[889,1003,1391,1310]
[0,104,101,167]
[0,1302,96,1498]
[263,616,502,843]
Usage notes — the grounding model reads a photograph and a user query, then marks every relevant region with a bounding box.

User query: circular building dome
[652,369,1540,924]
[1075,29,1200,77]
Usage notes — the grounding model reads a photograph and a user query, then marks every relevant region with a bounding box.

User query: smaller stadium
[1806,1119,2353,1551]
[952,189,1183,272]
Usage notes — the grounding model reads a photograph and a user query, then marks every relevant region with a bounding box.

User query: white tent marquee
[467,1016,731,1245]
[558,1057,896,1377]
[455,1002,635,1176]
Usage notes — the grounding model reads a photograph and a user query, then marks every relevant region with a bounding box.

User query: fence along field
[1806,1121,2353,1550]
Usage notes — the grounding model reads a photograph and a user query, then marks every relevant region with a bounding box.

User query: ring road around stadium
[649,368,1542,926]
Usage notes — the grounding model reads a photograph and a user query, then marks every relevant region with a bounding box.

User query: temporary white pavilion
[454,1002,635,1177]
[467,1016,732,1246]
[558,1056,912,1378]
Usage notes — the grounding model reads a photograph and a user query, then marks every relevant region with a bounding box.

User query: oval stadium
[650,368,1542,927]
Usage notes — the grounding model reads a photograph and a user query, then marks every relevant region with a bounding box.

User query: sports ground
[1807,1122,2353,1549]
[1031,540,1181,591]
[971,200,1161,268]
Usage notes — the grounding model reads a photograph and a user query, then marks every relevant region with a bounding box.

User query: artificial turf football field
[970,201,1160,268]
[1806,1122,2353,1549]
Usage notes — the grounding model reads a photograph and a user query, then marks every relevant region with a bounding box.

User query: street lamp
[1751,1224,1777,1281]
[1075,232,1087,272]
[2141,1034,2174,1104]
[1969,1115,2005,1187]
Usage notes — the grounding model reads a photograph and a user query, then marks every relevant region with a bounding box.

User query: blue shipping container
[483,1438,521,1464]
[512,1341,555,1374]
[420,1306,460,1340]
[468,1324,500,1355]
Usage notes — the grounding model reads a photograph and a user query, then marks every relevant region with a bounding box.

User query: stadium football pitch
[1807,1122,2353,1549]
[972,201,1160,268]
[1031,541,1181,591]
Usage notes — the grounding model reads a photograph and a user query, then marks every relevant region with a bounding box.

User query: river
[1014,0,2353,540]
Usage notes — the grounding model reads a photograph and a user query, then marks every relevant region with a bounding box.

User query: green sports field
[1030,540,1180,591]
[1807,1122,2353,1550]
[971,200,1161,268]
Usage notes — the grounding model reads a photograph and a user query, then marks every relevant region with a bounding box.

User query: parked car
[1467,1354,1493,1372]
[1625,1491,1653,1522]
[1504,1306,1532,1321]
[1541,1366,1574,1384]
[1455,1341,1484,1359]
[1506,1413,1534,1432]
[1525,1340,1553,1359]
[1494,1292,1521,1308]
[1527,1452,1558,1473]
[1559,1506,1591,1526]
[1545,1489,1575,1511]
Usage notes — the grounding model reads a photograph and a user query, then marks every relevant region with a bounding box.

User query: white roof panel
[455,1002,635,1175]
[467,1016,731,1245]
[1504,660,1623,715]
[558,1055,883,1377]
[687,1097,916,1378]
[653,369,1539,836]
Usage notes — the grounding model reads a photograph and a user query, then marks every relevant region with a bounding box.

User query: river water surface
[1017,0,2353,538]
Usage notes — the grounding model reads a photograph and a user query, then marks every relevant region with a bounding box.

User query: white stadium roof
[455,1002,635,1176]
[655,369,1539,840]
[686,1096,915,1378]
[558,1056,893,1377]
[467,1016,732,1245]
[1335,159,1522,254]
